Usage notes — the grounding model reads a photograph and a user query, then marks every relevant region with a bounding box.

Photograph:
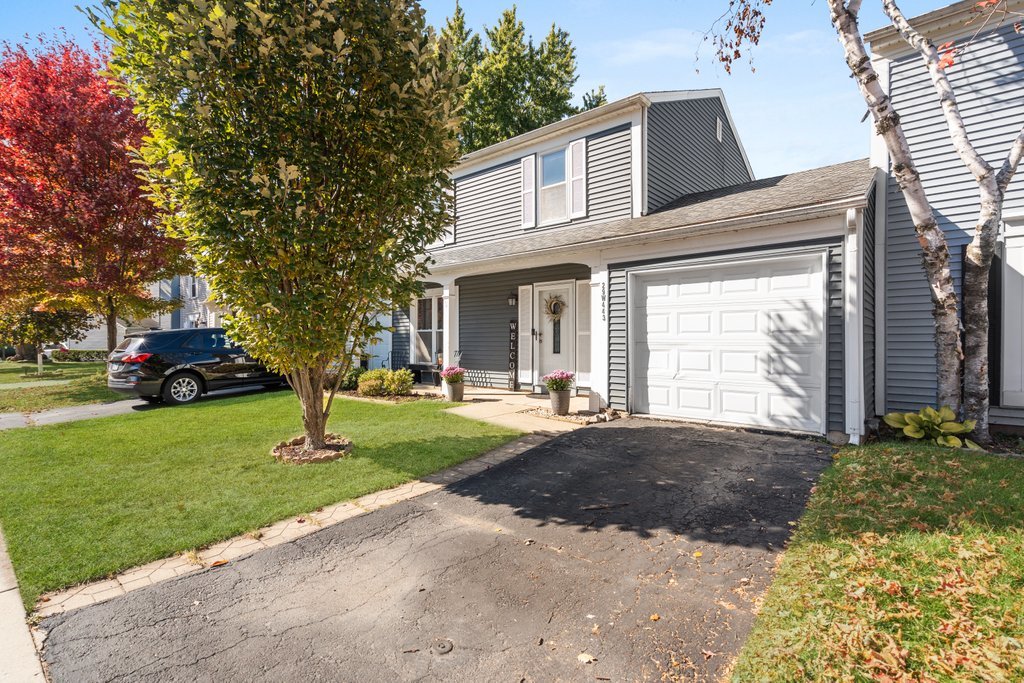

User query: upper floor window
[521,138,587,230]
[189,276,199,300]
[540,149,567,225]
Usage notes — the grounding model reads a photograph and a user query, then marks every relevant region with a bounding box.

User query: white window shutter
[520,155,536,228]
[569,138,587,219]
[575,280,591,387]
[517,285,533,386]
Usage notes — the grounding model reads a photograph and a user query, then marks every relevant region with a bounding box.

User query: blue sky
[1,0,939,177]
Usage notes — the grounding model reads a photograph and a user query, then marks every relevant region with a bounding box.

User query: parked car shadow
[428,420,832,549]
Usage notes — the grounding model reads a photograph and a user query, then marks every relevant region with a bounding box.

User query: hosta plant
[883,406,983,450]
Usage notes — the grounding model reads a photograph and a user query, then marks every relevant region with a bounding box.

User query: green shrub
[325,365,366,391]
[384,368,414,396]
[357,368,413,397]
[53,349,108,362]
[883,405,983,450]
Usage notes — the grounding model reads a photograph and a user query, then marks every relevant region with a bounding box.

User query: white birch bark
[828,0,964,413]
[882,0,1024,441]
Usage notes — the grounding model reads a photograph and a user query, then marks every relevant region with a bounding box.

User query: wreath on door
[543,294,567,321]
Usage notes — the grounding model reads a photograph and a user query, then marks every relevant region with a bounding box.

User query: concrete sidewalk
[0,528,45,682]
[423,384,591,433]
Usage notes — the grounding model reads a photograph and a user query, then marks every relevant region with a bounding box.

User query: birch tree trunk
[880,0,1024,442]
[828,0,963,411]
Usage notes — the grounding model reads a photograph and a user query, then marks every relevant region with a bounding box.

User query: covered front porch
[396,263,596,396]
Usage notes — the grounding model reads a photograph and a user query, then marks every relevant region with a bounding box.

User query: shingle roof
[430,159,877,269]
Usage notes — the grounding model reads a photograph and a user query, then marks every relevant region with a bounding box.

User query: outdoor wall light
[507,291,518,307]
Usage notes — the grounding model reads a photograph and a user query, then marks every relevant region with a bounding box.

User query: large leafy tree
[0,38,185,352]
[447,6,598,152]
[0,300,90,369]
[92,0,463,451]
[707,0,1024,442]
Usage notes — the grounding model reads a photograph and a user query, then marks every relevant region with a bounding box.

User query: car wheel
[162,373,202,405]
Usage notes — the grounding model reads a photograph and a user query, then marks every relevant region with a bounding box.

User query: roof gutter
[428,194,869,273]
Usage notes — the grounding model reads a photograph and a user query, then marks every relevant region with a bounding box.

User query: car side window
[187,331,229,350]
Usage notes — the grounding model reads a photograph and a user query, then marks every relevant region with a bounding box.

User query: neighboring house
[172,274,222,329]
[65,280,177,351]
[399,89,881,443]
[866,0,1024,429]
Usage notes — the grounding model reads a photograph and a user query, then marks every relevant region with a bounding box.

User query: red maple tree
[0,37,185,351]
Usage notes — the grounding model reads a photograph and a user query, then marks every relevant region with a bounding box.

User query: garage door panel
[632,254,826,434]
[720,310,759,334]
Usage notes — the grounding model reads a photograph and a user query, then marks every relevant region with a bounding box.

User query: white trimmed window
[412,295,444,365]
[521,138,587,228]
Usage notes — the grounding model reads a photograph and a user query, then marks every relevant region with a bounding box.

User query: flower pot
[549,389,571,416]
[443,382,464,402]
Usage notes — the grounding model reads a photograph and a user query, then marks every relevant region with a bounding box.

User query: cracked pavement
[40,420,830,682]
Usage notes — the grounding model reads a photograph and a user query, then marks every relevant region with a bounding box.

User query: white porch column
[442,280,459,368]
[589,266,610,411]
[844,208,865,445]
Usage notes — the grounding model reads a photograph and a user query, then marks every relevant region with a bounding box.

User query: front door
[534,283,575,389]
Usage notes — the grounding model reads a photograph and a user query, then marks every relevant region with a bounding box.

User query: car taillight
[122,353,152,364]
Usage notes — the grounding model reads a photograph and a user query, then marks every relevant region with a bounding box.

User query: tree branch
[881,0,994,184]
[997,124,1024,193]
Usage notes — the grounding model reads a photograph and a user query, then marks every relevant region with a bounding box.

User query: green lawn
[734,443,1024,681]
[0,360,107,385]
[0,371,126,413]
[0,391,520,608]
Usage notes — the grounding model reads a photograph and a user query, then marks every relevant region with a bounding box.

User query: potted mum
[542,369,575,415]
[440,365,467,401]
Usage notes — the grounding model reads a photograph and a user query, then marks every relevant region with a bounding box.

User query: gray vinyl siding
[391,307,410,370]
[646,98,752,214]
[450,124,632,247]
[455,264,592,387]
[607,242,845,434]
[826,245,845,432]
[863,183,877,419]
[883,21,1024,413]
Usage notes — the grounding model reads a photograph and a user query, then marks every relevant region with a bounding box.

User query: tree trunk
[291,366,328,451]
[828,0,963,412]
[962,192,1003,443]
[14,343,36,361]
[104,298,119,354]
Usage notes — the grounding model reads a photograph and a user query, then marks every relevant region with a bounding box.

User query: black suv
[107,328,284,405]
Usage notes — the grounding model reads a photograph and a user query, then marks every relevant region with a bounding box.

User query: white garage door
[632,253,826,434]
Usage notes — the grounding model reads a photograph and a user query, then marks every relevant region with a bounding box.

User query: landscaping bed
[733,442,1024,681]
[0,391,520,608]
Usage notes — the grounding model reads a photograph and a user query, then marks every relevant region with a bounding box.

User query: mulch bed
[334,391,443,404]
[520,407,623,425]
[273,434,353,464]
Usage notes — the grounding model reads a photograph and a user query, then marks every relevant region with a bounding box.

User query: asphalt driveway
[41,421,830,682]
